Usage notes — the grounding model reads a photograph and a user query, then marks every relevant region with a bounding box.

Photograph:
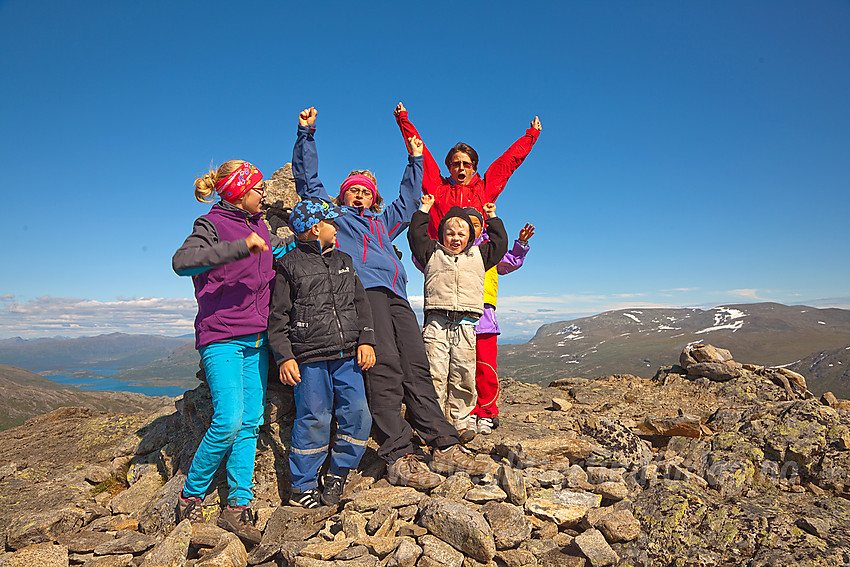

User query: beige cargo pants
[422,313,477,433]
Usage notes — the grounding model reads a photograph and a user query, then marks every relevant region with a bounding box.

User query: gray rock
[564,464,591,490]
[573,528,618,567]
[431,474,474,501]
[140,519,192,567]
[480,501,531,550]
[585,467,623,485]
[2,542,68,567]
[552,398,573,412]
[418,497,496,562]
[299,540,350,561]
[93,531,155,555]
[83,555,135,567]
[687,362,743,382]
[247,506,336,564]
[591,481,628,502]
[365,504,394,536]
[578,416,651,468]
[56,530,114,553]
[344,486,423,512]
[83,465,112,485]
[464,484,508,503]
[334,544,369,560]
[341,510,369,539]
[385,538,422,567]
[495,548,538,567]
[419,534,464,567]
[524,468,565,488]
[597,509,641,543]
[109,472,163,516]
[796,517,830,539]
[498,465,527,506]
[6,507,87,550]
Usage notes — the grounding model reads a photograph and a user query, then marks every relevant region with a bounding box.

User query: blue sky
[1,0,848,340]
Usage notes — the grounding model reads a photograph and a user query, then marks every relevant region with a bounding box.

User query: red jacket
[396,110,540,238]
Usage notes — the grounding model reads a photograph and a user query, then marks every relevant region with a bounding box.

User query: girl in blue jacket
[291,108,491,489]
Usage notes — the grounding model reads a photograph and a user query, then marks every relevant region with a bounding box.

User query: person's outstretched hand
[299,107,317,127]
[408,136,423,157]
[518,223,535,242]
[419,193,435,212]
[394,102,406,117]
[531,116,542,131]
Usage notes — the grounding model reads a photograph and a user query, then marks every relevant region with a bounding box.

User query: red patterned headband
[215,161,263,203]
[339,174,377,203]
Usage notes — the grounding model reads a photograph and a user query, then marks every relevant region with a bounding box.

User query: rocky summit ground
[1,344,849,567]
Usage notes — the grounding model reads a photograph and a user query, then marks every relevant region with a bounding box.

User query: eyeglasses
[250,185,265,195]
[346,187,372,197]
[450,160,474,170]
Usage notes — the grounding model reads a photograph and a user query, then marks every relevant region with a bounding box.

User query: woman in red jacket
[394,102,542,238]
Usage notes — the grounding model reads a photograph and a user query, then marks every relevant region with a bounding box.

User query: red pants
[472,333,499,418]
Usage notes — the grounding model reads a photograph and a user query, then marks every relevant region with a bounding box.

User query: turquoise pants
[183,333,268,506]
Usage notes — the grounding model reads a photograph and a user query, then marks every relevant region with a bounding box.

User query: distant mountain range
[498,302,850,398]
[0,365,176,430]
[0,332,192,371]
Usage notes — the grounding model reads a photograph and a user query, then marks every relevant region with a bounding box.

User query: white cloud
[0,295,197,339]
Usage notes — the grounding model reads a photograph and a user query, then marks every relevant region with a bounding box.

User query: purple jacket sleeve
[496,240,530,275]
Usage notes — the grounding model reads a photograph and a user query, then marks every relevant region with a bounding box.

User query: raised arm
[292,107,332,202]
[380,136,424,241]
[172,218,263,276]
[478,203,509,271]
[394,102,445,196]
[407,195,438,268]
[481,116,542,203]
[497,223,534,275]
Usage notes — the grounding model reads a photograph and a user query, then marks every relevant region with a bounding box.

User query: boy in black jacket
[269,197,376,508]
[408,195,508,443]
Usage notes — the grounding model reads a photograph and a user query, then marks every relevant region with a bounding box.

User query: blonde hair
[444,217,468,231]
[194,160,246,203]
[336,169,384,213]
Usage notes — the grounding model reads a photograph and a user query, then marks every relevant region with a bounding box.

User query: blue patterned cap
[289,197,346,234]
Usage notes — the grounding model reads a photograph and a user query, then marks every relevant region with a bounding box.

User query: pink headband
[215,161,263,203]
[339,174,377,203]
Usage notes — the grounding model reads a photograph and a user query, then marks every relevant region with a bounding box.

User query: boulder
[418,497,496,562]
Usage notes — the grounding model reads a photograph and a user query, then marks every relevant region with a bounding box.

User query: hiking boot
[387,454,445,490]
[321,473,345,507]
[430,444,494,476]
[217,505,262,545]
[289,487,321,509]
[176,494,204,523]
[458,428,476,444]
[476,417,495,435]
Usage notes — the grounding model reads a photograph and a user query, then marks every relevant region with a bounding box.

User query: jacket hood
[437,206,476,254]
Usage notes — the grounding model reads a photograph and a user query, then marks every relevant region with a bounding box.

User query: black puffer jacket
[269,239,375,365]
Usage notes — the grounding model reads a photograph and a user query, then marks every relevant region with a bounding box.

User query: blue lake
[42,372,186,398]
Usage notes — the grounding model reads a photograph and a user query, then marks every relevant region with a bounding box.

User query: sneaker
[387,454,445,490]
[321,473,345,507]
[430,444,494,476]
[288,487,321,509]
[458,428,476,444]
[217,505,262,545]
[477,417,494,435]
[176,494,204,523]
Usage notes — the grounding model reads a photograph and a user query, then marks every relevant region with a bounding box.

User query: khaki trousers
[423,313,478,432]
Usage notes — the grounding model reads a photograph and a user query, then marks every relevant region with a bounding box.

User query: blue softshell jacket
[292,124,422,301]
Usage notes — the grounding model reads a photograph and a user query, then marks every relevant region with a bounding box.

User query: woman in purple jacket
[172,160,291,544]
